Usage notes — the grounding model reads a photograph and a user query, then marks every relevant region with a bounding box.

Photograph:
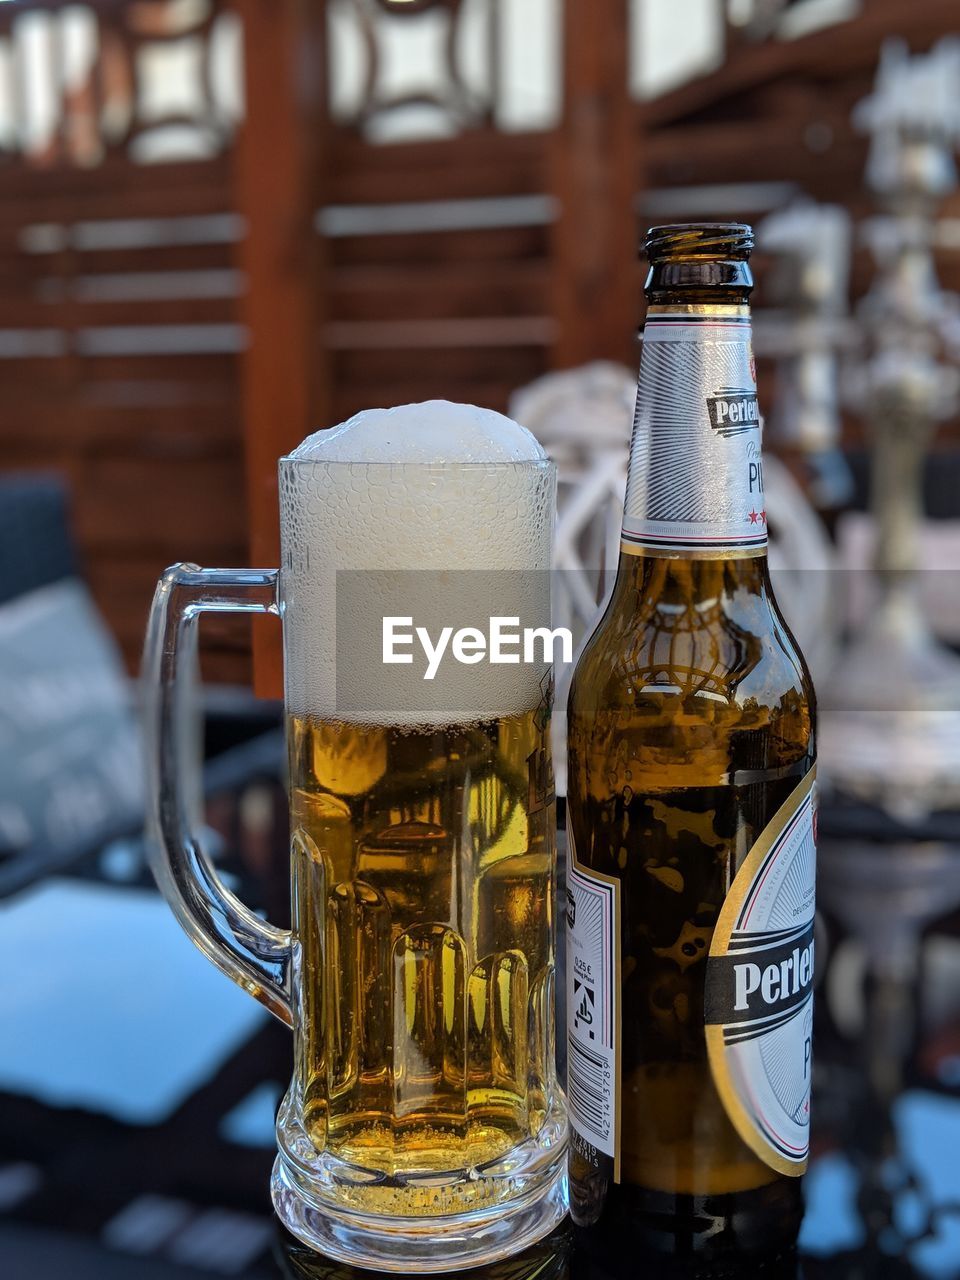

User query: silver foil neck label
[622,312,768,556]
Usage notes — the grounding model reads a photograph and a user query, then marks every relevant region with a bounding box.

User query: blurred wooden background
[0,0,957,689]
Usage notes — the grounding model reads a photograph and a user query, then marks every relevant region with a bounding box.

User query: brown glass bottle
[565,224,816,1273]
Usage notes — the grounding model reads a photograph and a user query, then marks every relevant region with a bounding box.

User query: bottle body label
[622,307,768,557]
[566,830,621,1182]
[705,769,818,1176]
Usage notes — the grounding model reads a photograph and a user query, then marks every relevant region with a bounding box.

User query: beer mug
[143,407,567,1271]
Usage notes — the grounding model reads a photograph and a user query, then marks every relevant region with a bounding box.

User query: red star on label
[760,509,767,525]
[748,510,759,524]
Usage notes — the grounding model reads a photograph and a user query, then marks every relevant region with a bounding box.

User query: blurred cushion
[0,578,142,862]
[0,475,77,607]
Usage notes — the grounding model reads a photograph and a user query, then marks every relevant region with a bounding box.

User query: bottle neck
[620,301,767,562]
[614,542,772,607]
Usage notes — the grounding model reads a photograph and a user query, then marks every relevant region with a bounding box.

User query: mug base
[271,1152,568,1272]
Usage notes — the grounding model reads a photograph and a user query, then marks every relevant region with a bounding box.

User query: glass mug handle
[143,564,292,1026]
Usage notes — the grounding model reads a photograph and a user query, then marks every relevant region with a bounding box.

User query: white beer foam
[280,403,554,726]
[290,400,545,465]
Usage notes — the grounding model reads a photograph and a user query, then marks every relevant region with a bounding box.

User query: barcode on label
[567,1037,608,1139]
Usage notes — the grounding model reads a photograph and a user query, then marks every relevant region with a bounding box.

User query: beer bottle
[565,223,817,1268]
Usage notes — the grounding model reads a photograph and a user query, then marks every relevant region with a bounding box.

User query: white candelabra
[755,199,856,514]
[819,37,960,819]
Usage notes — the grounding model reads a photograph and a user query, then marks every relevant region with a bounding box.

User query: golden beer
[287,705,556,1207]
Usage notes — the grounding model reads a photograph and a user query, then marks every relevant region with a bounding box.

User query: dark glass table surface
[2,822,959,1280]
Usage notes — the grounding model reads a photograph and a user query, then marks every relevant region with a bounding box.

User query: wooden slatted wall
[4,0,959,688]
[322,132,555,421]
[0,154,251,681]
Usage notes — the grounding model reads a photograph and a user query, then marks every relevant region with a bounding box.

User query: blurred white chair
[511,364,837,796]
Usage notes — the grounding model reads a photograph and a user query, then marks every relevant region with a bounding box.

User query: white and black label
[566,835,620,1181]
[622,309,767,556]
[705,769,818,1175]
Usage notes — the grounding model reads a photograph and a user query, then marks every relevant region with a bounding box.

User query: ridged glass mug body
[272,457,565,1236]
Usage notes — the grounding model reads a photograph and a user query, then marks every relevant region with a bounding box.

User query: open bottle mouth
[644,222,755,262]
[642,222,755,302]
